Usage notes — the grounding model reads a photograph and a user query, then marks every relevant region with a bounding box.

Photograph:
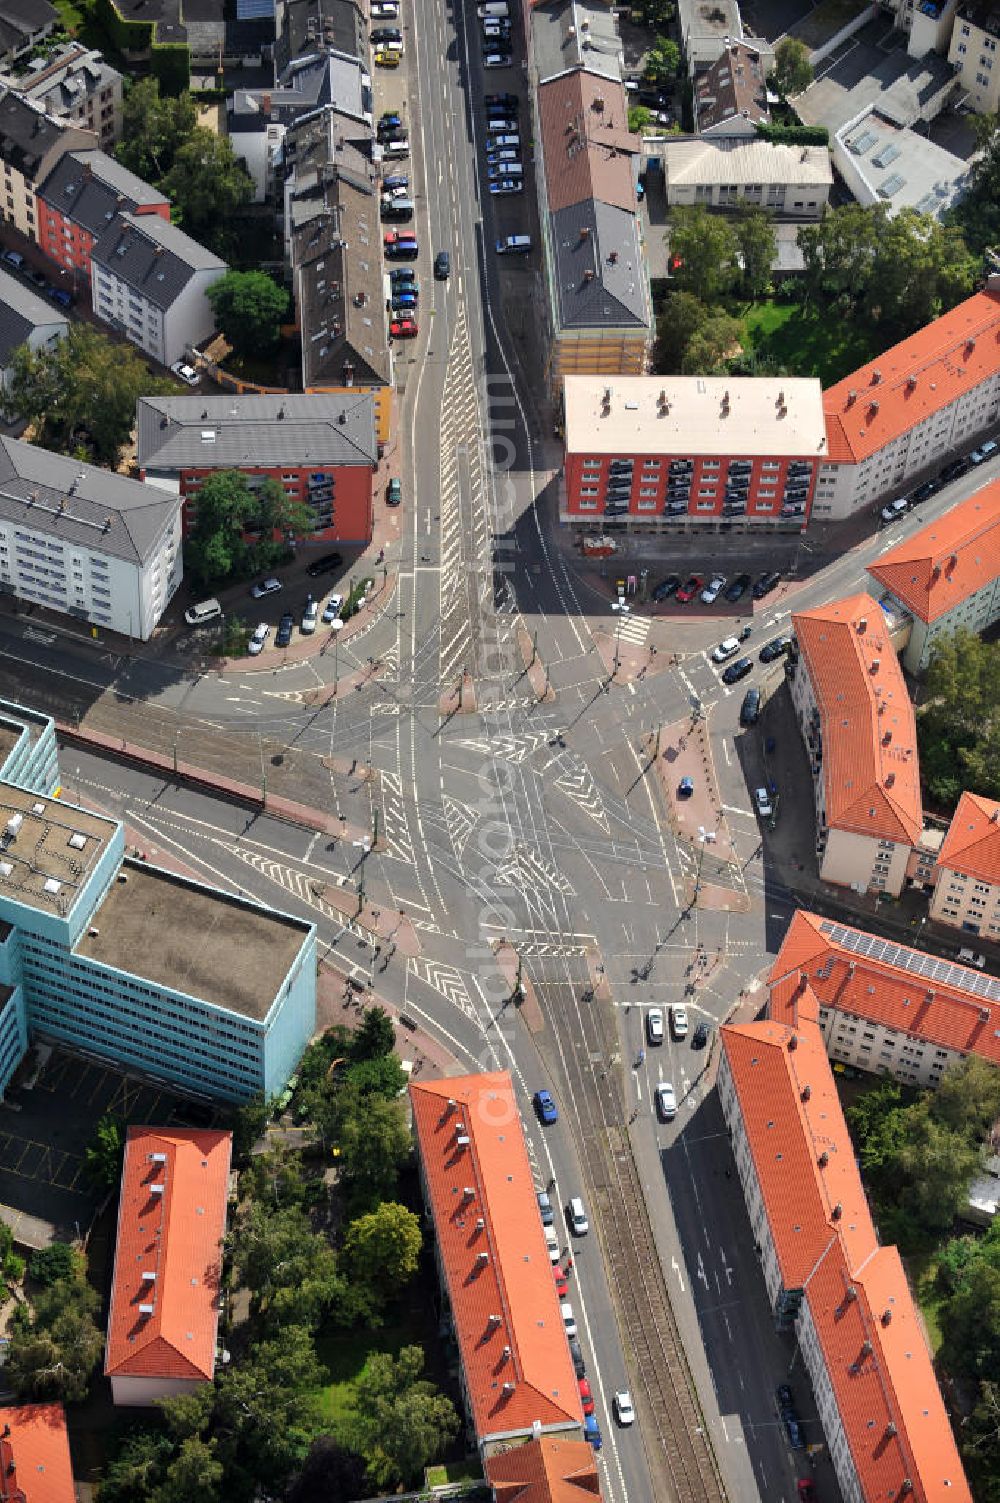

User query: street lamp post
[331,618,344,694]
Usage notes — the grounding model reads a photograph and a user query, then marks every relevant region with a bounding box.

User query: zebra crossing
[379,770,415,865]
[611,612,650,647]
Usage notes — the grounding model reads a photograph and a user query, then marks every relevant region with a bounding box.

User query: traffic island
[642,717,735,864]
[516,624,556,702]
[583,945,612,1003]
[439,671,478,717]
[311,883,423,959]
[316,962,461,1079]
[592,627,677,685]
[492,939,544,1033]
[301,655,393,708]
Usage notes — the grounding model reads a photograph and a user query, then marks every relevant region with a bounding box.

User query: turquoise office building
[0,703,316,1104]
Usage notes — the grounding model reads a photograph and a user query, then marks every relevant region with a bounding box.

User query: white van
[496,233,532,254]
[478,1,510,15]
[491,161,523,178]
[492,133,520,149]
[384,137,410,157]
[184,597,222,626]
[567,1196,589,1236]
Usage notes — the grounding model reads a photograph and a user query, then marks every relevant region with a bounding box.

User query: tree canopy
[84,1113,126,1192]
[161,130,254,258]
[768,36,813,97]
[206,271,290,357]
[644,36,680,84]
[347,1346,460,1490]
[681,311,743,375]
[185,469,313,589]
[341,1202,422,1321]
[666,206,737,303]
[6,1274,103,1402]
[918,628,1000,809]
[733,205,776,301]
[948,111,1000,255]
[116,77,198,183]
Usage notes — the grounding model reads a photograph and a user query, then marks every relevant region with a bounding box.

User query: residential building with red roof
[0,1403,74,1502]
[866,479,1000,672]
[790,593,923,896]
[485,1434,601,1502]
[814,284,1000,521]
[930,790,1000,937]
[719,976,972,1503]
[105,1126,232,1407]
[770,908,1000,1084]
[410,1072,583,1458]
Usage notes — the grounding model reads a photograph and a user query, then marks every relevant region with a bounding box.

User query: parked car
[755,786,773,818]
[753,570,780,599]
[646,1007,664,1045]
[0,249,23,269]
[692,1021,710,1049]
[759,635,791,664]
[533,1088,558,1124]
[560,1301,577,1338]
[613,1390,635,1427]
[374,48,401,66]
[321,594,344,624]
[578,1378,595,1415]
[911,478,939,503]
[544,1224,560,1264]
[971,438,999,465]
[583,1415,602,1451]
[712,635,741,663]
[250,576,282,599]
[48,286,73,308]
[554,1266,568,1298]
[675,574,704,604]
[670,1004,688,1039]
[486,92,519,109]
[389,267,417,285]
[490,178,523,194]
[940,455,970,483]
[880,496,909,523]
[700,573,727,605]
[306,551,343,578]
[275,611,294,648]
[724,573,751,603]
[740,686,761,726]
[27,268,47,290]
[537,1190,554,1226]
[247,622,270,655]
[390,317,418,338]
[569,1338,586,1378]
[170,360,200,386]
[434,250,451,279]
[721,656,752,685]
[483,51,513,66]
[652,573,681,602]
[678,776,694,798]
[655,1082,677,1121]
[300,595,319,634]
[387,477,402,506]
[567,1196,589,1235]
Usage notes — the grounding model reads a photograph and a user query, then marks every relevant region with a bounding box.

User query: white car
[322,593,344,624]
[880,496,909,523]
[170,360,200,386]
[247,622,270,655]
[700,574,727,605]
[370,0,399,13]
[560,1301,577,1338]
[670,1004,688,1040]
[655,1083,677,1121]
[646,1007,664,1045]
[711,636,740,663]
[613,1389,635,1426]
[301,596,319,634]
[250,576,282,599]
[543,1224,560,1264]
[755,786,773,819]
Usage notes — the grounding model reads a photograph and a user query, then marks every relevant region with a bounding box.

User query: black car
[371,26,402,41]
[722,656,753,686]
[911,479,939,504]
[776,1384,795,1412]
[652,573,681,602]
[759,635,791,664]
[485,92,518,109]
[275,611,294,648]
[306,550,344,578]
[724,573,751,603]
[753,570,780,600]
[434,250,451,280]
[692,1021,709,1049]
[940,456,970,484]
[740,687,760,726]
[568,1338,586,1379]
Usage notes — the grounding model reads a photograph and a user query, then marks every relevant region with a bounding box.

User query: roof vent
[456,1135,470,1149]
[487,1313,501,1327]
[475,1217,485,1231]
[845,1284,857,1301]
[818,1151,829,1168]
[906,375,917,391]
[579,225,591,240]
[883,730,892,745]
[138,1303,154,1316]
[801,1085,811,1101]
[5,813,22,839]
[476,1251,489,1264]
[886,772,895,788]
[871,369,882,385]
[150,1184,164,1196]
[980,1008,991,1024]
[857,618,867,633]
[502,1382,515,1394]
[141,1270,156,1281]
[502,1344,511,1358]
[847,389,857,404]
[885,1420,898,1437]
[882,1309,893,1327]
[868,400,879,415]
[462,1186,475,1201]
[966,338,976,353]
[446,1098,457,1111]
[787,1033,798,1051]
[832,1202,842,1220]
[860,1340,872,1358]
[454,1121,465,1134]
[870,659,880,673]
[150,1152,166,1164]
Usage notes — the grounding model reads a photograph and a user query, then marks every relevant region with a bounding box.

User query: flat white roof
[563,375,827,457]
[659,137,833,189]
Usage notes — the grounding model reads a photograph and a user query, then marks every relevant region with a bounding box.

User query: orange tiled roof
[770,909,1000,1066]
[485,1435,602,1501]
[410,1073,583,1445]
[793,592,922,845]
[0,1404,74,1502]
[537,72,638,216]
[937,789,1000,883]
[823,290,1000,464]
[867,480,1000,624]
[105,1127,232,1383]
[723,987,971,1503]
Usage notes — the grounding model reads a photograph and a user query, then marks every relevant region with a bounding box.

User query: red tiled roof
[537,72,638,215]
[485,1435,602,1501]
[105,1127,232,1383]
[823,290,1000,464]
[410,1073,583,1445]
[937,789,1000,883]
[792,593,922,845]
[0,1404,74,1502]
[867,480,1000,624]
[770,910,1000,1067]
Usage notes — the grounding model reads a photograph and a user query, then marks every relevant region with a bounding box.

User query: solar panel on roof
[878,173,906,198]
[818,920,1000,1003]
[847,130,878,155]
[872,144,901,170]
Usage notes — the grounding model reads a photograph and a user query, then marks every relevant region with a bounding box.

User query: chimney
[847,389,857,405]
[801,1084,811,1101]
[832,1202,842,1220]
[906,375,917,391]
[818,1151,829,1168]
[881,1309,893,1327]
[871,369,882,385]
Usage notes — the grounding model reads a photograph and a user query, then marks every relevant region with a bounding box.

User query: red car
[390,318,418,338]
[554,1267,568,1298]
[675,574,705,604]
[383,229,416,247]
[578,1378,595,1416]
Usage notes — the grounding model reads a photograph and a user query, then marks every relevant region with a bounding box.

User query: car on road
[483,51,513,66]
[753,570,780,599]
[700,573,727,605]
[740,686,761,726]
[692,1021,710,1049]
[374,47,401,65]
[370,0,399,14]
[490,178,522,194]
[940,455,971,484]
[247,622,270,655]
[677,776,694,798]
[783,1414,805,1450]
[721,656,752,685]
[652,573,681,602]
[568,1338,586,1378]
[971,438,999,464]
[724,573,751,603]
[880,496,909,523]
[613,1389,635,1426]
[486,91,518,109]
[537,1190,554,1226]
[670,1004,688,1039]
[759,635,791,664]
[300,595,319,634]
[275,611,294,648]
[711,635,741,663]
[543,1224,560,1264]
[911,478,939,503]
[387,477,402,506]
[578,1378,595,1415]
[306,550,343,578]
[675,574,704,604]
[533,1088,558,1124]
[646,1007,664,1045]
[371,25,402,40]
[755,786,774,818]
[434,250,451,279]
[321,594,344,624]
[776,1384,794,1411]
[567,1195,589,1235]
[796,1481,817,1502]
[655,1082,677,1121]
[560,1301,577,1338]
[390,317,418,338]
[251,576,282,599]
[583,1415,603,1451]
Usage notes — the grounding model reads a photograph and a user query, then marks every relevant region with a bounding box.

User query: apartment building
[0,698,59,796]
[137,392,378,547]
[0,89,93,242]
[1,41,123,150]
[790,594,923,896]
[0,436,183,641]
[0,263,67,398]
[719,972,972,1503]
[0,770,316,1104]
[561,374,825,531]
[410,1071,584,1458]
[90,211,226,369]
[0,1,57,67]
[36,148,169,283]
[0,1403,74,1502]
[658,138,831,218]
[817,286,1000,520]
[694,40,771,135]
[771,909,1000,1087]
[485,1436,601,1500]
[867,479,1000,672]
[677,0,769,76]
[106,1127,233,1406]
[275,0,369,75]
[949,2,1000,115]
[881,0,959,58]
[930,790,1000,936]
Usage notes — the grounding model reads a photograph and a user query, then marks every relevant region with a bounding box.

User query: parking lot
[0,1045,227,1246]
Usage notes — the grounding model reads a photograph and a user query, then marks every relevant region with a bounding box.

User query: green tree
[232,1091,271,1160]
[161,130,254,257]
[5,324,174,467]
[229,1203,341,1331]
[733,204,776,301]
[667,206,738,302]
[257,475,315,543]
[28,1242,80,1287]
[680,311,742,374]
[151,1437,224,1503]
[213,1324,326,1487]
[345,1053,408,1101]
[635,0,674,25]
[949,111,1000,255]
[97,1428,175,1502]
[6,1278,103,1402]
[894,1099,981,1238]
[116,77,198,182]
[243,1143,309,1210]
[206,270,290,358]
[185,469,259,588]
[348,1346,460,1490]
[919,629,1000,808]
[653,290,710,374]
[341,1202,422,1313]
[84,1113,126,1193]
[940,1258,1000,1380]
[962,1380,1000,1503]
[287,1438,367,1503]
[798,203,882,314]
[628,105,653,134]
[337,1094,412,1212]
[644,36,680,84]
[351,1005,396,1062]
[768,36,813,97]
[866,208,976,336]
[931,1056,1000,1142]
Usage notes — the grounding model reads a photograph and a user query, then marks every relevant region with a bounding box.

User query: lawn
[907,1249,946,1355]
[739,300,882,386]
[313,1304,438,1427]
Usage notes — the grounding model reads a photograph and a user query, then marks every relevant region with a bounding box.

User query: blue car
[533,1089,558,1124]
[584,1415,602,1451]
[48,287,73,308]
[391,293,417,310]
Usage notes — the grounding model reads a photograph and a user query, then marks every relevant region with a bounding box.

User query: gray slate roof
[136,392,377,471]
[531,0,624,85]
[0,87,79,179]
[0,264,66,365]
[91,212,226,310]
[38,148,167,234]
[549,199,649,332]
[275,0,368,76]
[0,0,57,60]
[0,436,181,564]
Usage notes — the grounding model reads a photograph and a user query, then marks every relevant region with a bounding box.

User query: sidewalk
[316,963,463,1080]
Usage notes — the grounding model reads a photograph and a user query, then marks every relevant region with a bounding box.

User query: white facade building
[949,2,1000,115]
[0,264,67,400]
